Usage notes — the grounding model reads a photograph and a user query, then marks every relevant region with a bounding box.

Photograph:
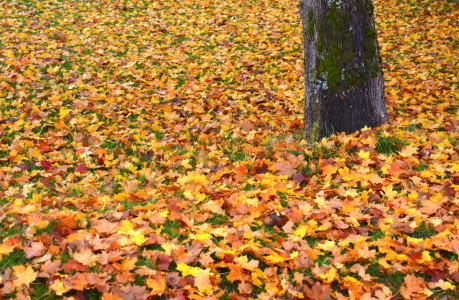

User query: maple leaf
[73,248,99,267]
[399,145,418,157]
[264,250,288,264]
[1,0,458,297]
[227,265,244,282]
[251,269,267,287]
[158,254,171,270]
[292,172,310,184]
[303,282,332,300]
[102,293,123,300]
[12,265,37,288]
[234,164,248,176]
[176,263,201,277]
[272,161,294,176]
[132,233,149,246]
[66,272,88,290]
[0,235,22,258]
[194,268,213,293]
[400,275,429,300]
[40,160,51,171]
[313,265,338,283]
[146,272,166,296]
[50,279,70,296]
[357,150,371,159]
[76,163,88,173]
[92,219,119,235]
[233,256,259,271]
[388,164,402,178]
[24,241,46,259]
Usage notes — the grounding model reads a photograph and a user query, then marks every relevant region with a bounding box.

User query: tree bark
[300,0,388,139]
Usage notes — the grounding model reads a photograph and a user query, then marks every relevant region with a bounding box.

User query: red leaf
[76,163,88,174]
[62,259,87,273]
[38,140,52,152]
[158,255,171,271]
[41,161,51,171]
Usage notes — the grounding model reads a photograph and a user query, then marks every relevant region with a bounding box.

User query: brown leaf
[266,213,288,227]
[272,161,294,176]
[24,241,46,259]
[292,172,310,184]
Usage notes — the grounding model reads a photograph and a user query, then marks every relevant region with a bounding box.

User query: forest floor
[0,0,458,299]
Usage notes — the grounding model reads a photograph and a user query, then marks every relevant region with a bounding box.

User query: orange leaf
[0,235,21,257]
[227,265,244,282]
[102,293,123,300]
[235,165,248,176]
[146,272,166,296]
[388,164,402,178]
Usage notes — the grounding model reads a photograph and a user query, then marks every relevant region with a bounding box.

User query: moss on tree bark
[301,0,388,139]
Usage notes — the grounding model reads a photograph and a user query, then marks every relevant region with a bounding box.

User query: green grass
[375,133,407,155]
[409,222,437,239]
[367,264,405,299]
[162,220,182,239]
[0,250,28,272]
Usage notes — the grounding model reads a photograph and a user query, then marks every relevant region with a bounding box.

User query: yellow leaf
[422,289,433,297]
[50,279,70,296]
[118,220,135,235]
[181,159,193,169]
[59,107,69,119]
[264,251,287,264]
[13,265,37,287]
[194,193,206,204]
[294,225,308,237]
[177,263,201,277]
[407,237,423,245]
[183,190,193,200]
[317,266,337,283]
[114,192,129,201]
[422,251,432,262]
[5,50,15,58]
[317,240,335,252]
[357,150,370,159]
[251,269,267,287]
[190,232,211,241]
[132,233,148,246]
[443,281,455,290]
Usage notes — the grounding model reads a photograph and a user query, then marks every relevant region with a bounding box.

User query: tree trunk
[300,0,388,139]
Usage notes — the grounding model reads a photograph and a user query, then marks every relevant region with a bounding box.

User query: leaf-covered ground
[1,0,458,299]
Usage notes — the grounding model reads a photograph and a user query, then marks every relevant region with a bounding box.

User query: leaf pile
[0,0,458,299]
